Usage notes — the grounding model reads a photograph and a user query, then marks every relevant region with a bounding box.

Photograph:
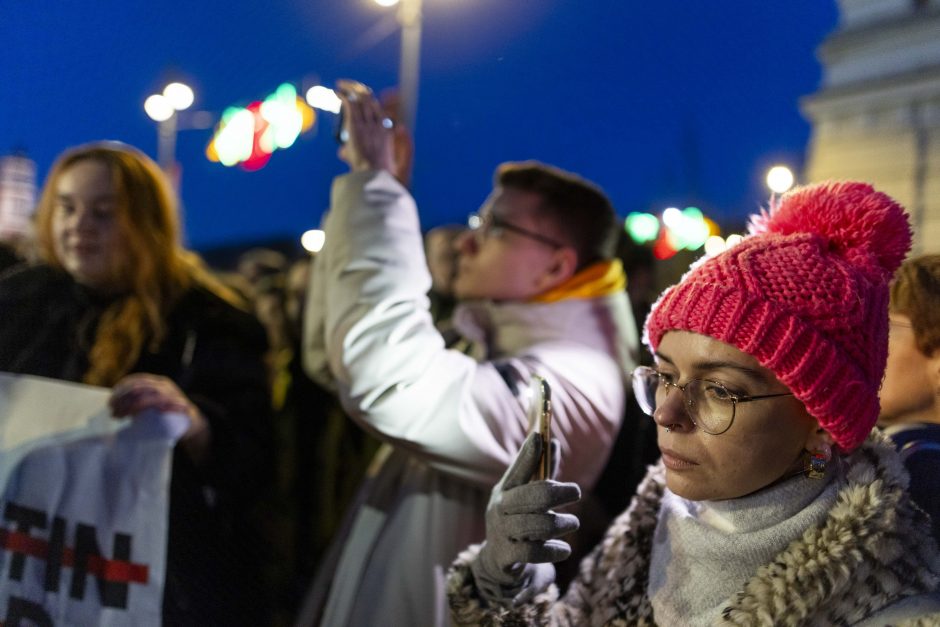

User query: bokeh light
[725,234,744,248]
[163,82,195,111]
[144,94,174,122]
[624,213,660,244]
[766,165,795,194]
[306,86,342,114]
[302,229,326,253]
[704,235,727,257]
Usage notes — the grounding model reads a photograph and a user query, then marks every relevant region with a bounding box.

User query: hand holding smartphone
[528,376,553,481]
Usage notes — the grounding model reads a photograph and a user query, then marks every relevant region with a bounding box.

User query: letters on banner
[0,372,186,626]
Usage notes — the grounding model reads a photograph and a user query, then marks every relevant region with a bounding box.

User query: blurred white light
[468,214,482,229]
[375,0,399,6]
[302,229,326,253]
[306,85,342,114]
[766,165,795,194]
[725,234,744,249]
[662,207,682,229]
[163,82,195,111]
[704,235,726,257]
[144,94,174,122]
[214,108,255,166]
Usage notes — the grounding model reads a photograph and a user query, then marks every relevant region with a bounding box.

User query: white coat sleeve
[305,170,623,487]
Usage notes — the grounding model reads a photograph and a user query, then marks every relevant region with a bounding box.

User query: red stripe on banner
[0,528,48,559]
[0,528,149,584]
[62,550,150,584]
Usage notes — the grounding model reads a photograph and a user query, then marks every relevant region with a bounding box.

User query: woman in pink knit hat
[447,182,940,625]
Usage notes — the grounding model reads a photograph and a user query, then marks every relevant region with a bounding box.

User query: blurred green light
[665,206,710,251]
[260,83,303,150]
[625,213,660,244]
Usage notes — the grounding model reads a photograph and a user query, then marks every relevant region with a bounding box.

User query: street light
[301,229,326,253]
[145,81,195,174]
[374,0,422,133]
[766,165,795,194]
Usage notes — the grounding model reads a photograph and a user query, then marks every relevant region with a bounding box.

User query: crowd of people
[0,78,939,626]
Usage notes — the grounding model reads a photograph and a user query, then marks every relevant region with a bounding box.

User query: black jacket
[886,422,940,545]
[0,264,274,625]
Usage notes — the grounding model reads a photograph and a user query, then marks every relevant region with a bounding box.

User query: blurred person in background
[238,247,289,287]
[880,253,940,542]
[262,254,380,622]
[0,142,274,626]
[284,257,381,574]
[424,224,464,341]
[448,182,940,625]
[0,239,24,275]
[299,80,638,627]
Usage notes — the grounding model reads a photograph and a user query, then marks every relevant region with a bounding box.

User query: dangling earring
[805,445,831,479]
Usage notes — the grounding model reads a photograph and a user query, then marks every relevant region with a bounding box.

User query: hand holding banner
[0,372,186,626]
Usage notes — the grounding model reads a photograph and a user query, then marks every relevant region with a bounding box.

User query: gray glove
[471,432,581,607]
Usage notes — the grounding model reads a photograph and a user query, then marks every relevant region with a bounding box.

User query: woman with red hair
[0,142,273,625]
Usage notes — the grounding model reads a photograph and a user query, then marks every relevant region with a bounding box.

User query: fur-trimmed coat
[448,434,940,626]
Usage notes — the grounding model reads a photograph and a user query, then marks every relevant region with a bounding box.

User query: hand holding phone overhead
[334,79,397,174]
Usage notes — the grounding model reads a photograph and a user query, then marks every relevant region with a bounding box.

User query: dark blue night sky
[1,1,838,251]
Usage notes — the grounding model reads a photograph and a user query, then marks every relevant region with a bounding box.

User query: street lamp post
[397,0,422,133]
[375,0,423,133]
[157,113,178,173]
[144,82,195,175]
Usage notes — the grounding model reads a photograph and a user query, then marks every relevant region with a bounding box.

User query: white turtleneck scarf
[648,460,843,626]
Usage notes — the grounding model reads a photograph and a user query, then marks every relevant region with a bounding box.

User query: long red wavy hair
[34,142,241,386]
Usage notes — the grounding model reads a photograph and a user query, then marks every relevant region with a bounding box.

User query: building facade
[0,153,38,242]
[802,0,940,253]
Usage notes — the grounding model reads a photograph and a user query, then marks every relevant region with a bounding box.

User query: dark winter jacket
[0,264,274,626]
[885,422,940,545]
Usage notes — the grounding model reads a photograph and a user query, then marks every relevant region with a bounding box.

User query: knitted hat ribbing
[645,181,912,451]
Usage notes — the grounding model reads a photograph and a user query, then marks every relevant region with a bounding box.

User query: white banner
[0,372,187,626]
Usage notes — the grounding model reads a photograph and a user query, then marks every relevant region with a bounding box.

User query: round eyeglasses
[466,212,564,249]
[631,365,794,435]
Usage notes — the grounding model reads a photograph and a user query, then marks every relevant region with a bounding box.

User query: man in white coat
[299,80,639,626]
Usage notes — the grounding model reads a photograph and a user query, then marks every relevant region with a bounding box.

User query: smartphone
[335,105,349,145]
[528,376,553,481]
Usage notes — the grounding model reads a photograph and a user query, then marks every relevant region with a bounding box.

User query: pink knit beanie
[645,181,912,451]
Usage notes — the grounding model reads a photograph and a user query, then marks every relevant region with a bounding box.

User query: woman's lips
[660,447,698,470]
[71,243,99,256]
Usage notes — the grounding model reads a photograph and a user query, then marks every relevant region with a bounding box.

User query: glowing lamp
[302,229,326,253]
[624,213,660,244]
[766,166,795,194]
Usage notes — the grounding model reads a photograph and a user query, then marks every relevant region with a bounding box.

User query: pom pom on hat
[749,181,911,282]
[645,181,912,452]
